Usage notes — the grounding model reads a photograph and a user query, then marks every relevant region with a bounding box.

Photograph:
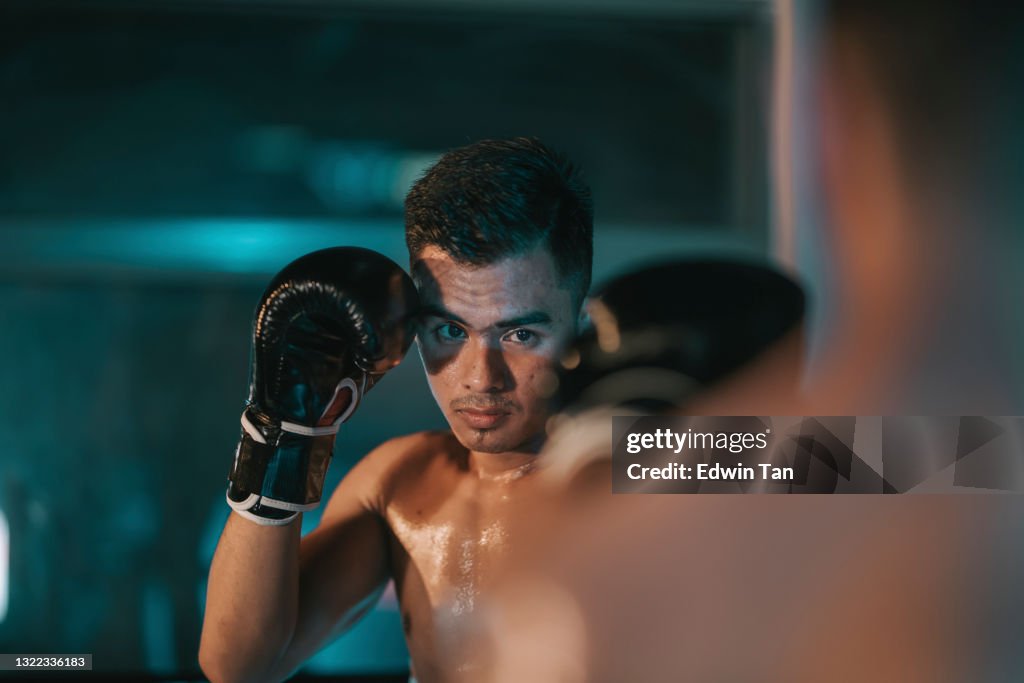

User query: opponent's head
[405,137,593,454]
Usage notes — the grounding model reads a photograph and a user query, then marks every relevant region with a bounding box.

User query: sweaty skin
[348,432,545,681]
[294,244,582,682]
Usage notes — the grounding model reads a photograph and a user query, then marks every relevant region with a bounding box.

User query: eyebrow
[494,311,553,329]
[419,305,553,330]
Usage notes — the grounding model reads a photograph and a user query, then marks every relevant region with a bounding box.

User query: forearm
[199,511,302,683]
[200,247,416,682]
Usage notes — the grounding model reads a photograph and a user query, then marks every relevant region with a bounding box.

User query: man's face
[412,244,580,455]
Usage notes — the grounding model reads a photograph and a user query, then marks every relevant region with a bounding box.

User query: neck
[467,434,545,482]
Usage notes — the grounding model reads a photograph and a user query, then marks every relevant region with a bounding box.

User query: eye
[435,323,467,343]
[503,328,538,345]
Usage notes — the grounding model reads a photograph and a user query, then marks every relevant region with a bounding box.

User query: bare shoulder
[323,430,463,518]
[372,430,466,503]
[365,429,462,475]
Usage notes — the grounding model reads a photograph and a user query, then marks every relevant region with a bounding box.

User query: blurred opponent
[465,3,1024,682]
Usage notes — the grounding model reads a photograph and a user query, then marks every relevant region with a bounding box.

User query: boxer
[199,137,593,683]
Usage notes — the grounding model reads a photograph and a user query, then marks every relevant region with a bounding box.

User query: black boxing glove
[554,259,805,414]
[226,247,418,525]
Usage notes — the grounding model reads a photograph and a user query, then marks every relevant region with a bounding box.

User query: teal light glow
[0,217,766,283]
[0,509,7,623]
[0,218,409,278]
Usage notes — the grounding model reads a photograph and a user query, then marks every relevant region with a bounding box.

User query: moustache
[450,395,520,412]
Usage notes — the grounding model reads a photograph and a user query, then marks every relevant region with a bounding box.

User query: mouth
[456,408,512,430]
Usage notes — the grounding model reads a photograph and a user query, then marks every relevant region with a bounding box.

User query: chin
[454,425,530,454]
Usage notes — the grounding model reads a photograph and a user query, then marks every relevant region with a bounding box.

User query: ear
[577,297,593,331]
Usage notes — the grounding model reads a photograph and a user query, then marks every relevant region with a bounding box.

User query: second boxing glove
[554,259,805,414]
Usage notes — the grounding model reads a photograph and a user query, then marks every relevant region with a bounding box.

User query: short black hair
[405,137,593,307]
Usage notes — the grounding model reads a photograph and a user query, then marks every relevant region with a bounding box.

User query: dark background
[0,0,771,675]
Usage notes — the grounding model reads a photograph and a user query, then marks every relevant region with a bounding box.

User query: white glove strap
[226,491,300,526]
[239,375,365,440]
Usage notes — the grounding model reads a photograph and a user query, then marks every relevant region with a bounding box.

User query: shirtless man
[198,137,593,683]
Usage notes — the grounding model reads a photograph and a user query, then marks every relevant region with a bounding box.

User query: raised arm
[198,247,418,683]
[201,440,397,683]
[263,436,411,682]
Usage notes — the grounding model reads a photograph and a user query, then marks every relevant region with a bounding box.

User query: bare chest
[383,488,520,680]
[387,493,514,611]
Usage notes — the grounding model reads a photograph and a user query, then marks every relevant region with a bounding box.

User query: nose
[462,337,511,393]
